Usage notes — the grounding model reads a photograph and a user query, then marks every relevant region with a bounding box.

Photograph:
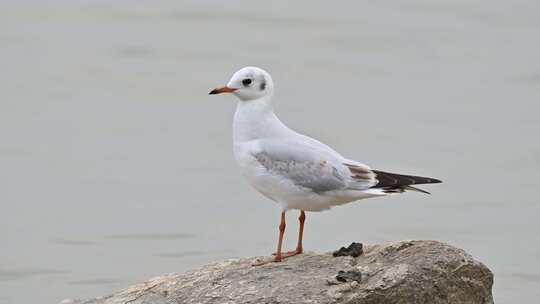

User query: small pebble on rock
[333,242,363,257]
[336,270,362,283]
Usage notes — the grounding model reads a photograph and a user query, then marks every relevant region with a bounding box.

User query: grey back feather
[254,152,347,193]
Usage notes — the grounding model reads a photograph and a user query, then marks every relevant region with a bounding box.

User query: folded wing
[254,140,376,193]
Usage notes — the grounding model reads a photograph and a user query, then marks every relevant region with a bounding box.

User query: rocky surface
[63,240,493,304]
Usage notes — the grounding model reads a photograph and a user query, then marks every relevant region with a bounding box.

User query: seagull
[209,66,441,264]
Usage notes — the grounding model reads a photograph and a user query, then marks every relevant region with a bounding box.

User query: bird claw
[271,249,302,257]
[252,250,303,266]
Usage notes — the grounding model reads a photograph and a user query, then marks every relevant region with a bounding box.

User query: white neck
[233,96,290,143]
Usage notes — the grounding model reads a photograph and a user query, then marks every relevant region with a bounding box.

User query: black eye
[242,78,252,86]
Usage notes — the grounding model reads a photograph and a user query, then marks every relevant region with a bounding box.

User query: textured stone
[67,240,493,304]
[333,242,363,258]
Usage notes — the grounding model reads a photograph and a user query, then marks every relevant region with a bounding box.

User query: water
[1,1,539,303]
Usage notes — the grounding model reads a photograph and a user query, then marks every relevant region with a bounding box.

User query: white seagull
[209,66,441,264]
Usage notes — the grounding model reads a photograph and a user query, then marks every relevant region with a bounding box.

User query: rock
[67,240,493,304]
[333,242,363,257]
[335,270,362,283]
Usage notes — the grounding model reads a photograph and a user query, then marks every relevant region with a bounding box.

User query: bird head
[209,66,274,101]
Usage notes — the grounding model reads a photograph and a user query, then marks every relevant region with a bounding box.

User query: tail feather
[371,170,442,194]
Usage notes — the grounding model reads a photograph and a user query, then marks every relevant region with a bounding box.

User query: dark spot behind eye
[260,80,266,90]
[242,78,252,86]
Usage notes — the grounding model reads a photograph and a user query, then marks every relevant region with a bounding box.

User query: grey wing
[253,140,369,193]
[254,151,347,192]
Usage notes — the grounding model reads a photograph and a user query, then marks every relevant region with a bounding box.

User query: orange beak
[209,86,237,95]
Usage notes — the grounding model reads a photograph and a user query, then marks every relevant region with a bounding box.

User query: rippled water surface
[1,1,539,303]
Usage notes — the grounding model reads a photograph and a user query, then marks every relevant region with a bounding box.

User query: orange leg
[274,211,287,262]
[272,210,306,257]
[254,211,306,266]
[296,210,306,254]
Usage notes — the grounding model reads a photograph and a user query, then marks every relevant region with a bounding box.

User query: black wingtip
[372,170,442,188]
